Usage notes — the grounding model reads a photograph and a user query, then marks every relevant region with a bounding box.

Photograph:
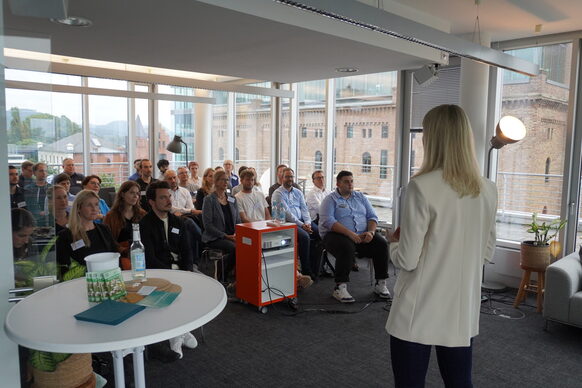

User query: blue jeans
[296,222,319,277]
[390,335,473,388]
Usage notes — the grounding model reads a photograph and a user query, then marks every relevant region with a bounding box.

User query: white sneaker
[374,279,391,299]
[169,336,184,359]
[182,332,198,349]
[333,283,355,303]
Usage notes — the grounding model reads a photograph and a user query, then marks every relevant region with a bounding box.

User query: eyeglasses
[314,176,324,180]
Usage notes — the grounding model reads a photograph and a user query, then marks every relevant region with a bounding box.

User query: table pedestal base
[112,346,145,388]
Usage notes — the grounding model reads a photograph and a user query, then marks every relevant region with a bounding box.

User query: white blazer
[386,170,497,347]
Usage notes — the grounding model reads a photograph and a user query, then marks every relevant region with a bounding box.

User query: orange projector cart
[236,221,297,309]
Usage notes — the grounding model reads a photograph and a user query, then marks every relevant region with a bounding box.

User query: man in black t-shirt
[135,159,158,212]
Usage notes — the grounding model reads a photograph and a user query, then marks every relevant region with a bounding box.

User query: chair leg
[369,258,374,286]
[536,271,545,313]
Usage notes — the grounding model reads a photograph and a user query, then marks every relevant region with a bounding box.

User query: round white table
[4,269,227,388]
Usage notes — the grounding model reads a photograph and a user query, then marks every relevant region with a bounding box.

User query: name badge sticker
[141,191,146,196]
[71,239,85,251]
[171,227,180,234]
[17,201,27,208]
[227,196,235,203]
[76,180,82,184]
[68,201,74,207]
[338,203,348,208]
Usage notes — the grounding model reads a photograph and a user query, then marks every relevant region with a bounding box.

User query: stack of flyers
[86,268,127,302]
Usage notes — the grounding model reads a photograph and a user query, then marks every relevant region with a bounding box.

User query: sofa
[543,251,582,328]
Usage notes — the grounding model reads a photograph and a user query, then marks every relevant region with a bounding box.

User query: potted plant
[520,213,566,270]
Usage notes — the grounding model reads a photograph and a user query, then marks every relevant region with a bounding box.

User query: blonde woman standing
[56,189,117,278]
[387,105,497,387]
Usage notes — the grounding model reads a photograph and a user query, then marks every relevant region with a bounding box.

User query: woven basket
[520,241,550,270]
[31,353,94,388]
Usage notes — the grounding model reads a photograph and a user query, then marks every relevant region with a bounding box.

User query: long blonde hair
[69,189,100,247]
[416,104,482,197]
[201,167,215,194]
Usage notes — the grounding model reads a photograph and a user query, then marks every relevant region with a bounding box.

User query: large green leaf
[51,352,71,364]
[62,262,86,282]
[30,350,57,372]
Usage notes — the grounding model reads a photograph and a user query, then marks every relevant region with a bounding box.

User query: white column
[460,32,491,174]
[195,89,212,171]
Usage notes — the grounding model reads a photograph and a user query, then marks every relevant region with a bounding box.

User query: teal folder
[74,300,146,325]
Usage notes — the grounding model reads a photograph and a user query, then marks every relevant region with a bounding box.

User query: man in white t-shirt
[235,169,270,223]
[305,170,331,223]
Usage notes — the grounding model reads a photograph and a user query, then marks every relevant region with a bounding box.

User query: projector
[262,233,292,250]
[414,64,439,87]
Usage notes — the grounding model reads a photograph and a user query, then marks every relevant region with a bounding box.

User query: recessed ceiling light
[50,16,92,27]
[335,67,358,73]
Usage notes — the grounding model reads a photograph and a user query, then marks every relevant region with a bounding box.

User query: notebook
[74,299,146,325]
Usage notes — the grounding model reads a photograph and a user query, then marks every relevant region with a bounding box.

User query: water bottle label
[133,252,146,272]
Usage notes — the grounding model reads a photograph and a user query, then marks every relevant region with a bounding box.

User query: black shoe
[147,342,181,363]
[319,269,334,278]
[352,263,359,272]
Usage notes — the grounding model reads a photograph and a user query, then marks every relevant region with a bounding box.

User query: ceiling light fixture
[413,64,439,87]
[50,16,92,27]
[335,67,358,73]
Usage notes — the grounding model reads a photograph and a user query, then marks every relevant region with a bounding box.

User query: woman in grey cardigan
[202,170,241,280]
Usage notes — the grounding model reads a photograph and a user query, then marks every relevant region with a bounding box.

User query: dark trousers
[183,217,202,265]
[296,222,320,277]
[206,238,236,278]
[323,231,389,283]
[390,335,473,388]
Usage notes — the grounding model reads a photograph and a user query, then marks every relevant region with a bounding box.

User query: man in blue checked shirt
[272,168,320,279]
[319,170,390,303]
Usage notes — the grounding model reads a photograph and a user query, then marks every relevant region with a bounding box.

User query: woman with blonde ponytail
[386,105,498,387]
[56,189,117,278]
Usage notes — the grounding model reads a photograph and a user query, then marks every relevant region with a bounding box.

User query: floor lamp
[482,116,526,314]
[167,135,188,166]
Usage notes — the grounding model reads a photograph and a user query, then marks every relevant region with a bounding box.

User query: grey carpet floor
[116,263,582,387]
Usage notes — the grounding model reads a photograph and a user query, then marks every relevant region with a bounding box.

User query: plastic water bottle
[272,200,279,222]
[130,223,147,281]
[276,201,286,224]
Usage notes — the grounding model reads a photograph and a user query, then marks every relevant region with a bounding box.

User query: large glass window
[234,93,273,189]
[297,80,326,193]
[333,72,398,222]
[211,91,229,170]
[87,79,129,187]
[497,43,572,243]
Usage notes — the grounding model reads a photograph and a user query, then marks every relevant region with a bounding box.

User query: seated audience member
[235,169,270,223]
[223,160,239,188]
[272,168,320,280]
[24,162,50,226]
[230,165,248,196]
[47,185,69,234]
[56,190,117,278]
[164,170,202,263]
[103,181,146,269]
[267,164,300,207]
[195,168,215,211]
[81,175,109,223]
[139,180,196,360]
[157,159,169,179]
[136,159,157,211]
[53,172,77,206]
[201,170,240,281]
[214,166,224,172]
[9,165,26,210]
[188,161,201,189]
[19,160,34,188]
[319,170,390,303]
[250,167,263,192]
[178,166,199,201]
[61,157,85,195]
[12,208,37,285]
[128,159,141,181]
[139,180,194,271]
[305,170,331,223]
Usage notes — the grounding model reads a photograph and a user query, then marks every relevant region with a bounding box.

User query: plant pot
[520,241,550,270]
[31,353,94,388]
